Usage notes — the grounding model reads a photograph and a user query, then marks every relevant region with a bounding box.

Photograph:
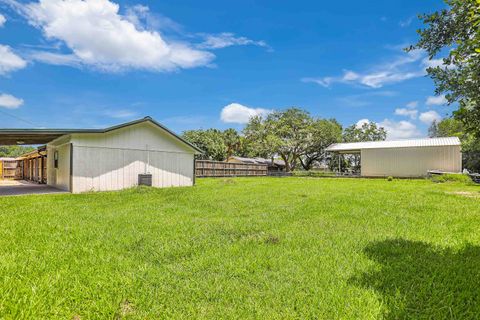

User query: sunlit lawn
[1,177,479,319]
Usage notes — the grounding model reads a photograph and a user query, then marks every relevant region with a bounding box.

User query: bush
[430,173,473,185]
[387,176,394,181]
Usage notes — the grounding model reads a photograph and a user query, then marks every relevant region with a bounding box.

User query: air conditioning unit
[138,174,152,186]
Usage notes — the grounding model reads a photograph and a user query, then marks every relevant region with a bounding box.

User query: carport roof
[326,137,461,152]
[0,117,203,153]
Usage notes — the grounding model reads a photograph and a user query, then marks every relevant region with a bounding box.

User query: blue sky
[0,0,452,139]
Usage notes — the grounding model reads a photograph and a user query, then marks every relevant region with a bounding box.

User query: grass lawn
[1,177,480,319]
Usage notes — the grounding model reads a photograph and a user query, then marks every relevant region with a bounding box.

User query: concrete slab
[0,180,65,196]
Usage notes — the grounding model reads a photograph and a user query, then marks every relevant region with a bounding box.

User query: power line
[0,109,40,127]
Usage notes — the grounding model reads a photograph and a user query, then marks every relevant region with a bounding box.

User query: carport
[326,137,462,177]
[0,180,65,196]
[0,128,72,196]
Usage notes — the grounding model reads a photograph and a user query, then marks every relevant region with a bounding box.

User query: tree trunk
[281,154,291,172]
[300,156,316,170]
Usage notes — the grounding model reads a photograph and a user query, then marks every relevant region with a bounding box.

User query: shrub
[387,176,394,181]
[430,173,473,185]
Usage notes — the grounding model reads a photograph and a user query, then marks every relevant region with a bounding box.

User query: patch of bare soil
[446,191,480,198]
[116,300,134,319]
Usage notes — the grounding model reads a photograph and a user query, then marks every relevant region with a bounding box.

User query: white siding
[46,143,71,191]
[69,122,195,193]
[72,147,194,193]
[361,146,462,177]
[70,122,195,153]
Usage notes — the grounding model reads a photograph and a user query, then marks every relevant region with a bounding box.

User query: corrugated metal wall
[361,146,462,177]
[72,147,193,192]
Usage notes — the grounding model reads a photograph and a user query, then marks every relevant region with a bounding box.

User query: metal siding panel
[361,146,462,177]
[70,145,193,193]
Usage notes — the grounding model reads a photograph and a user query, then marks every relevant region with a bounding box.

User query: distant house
[0,117,202,193]
[326,137,462,177]
[227,156,286,173]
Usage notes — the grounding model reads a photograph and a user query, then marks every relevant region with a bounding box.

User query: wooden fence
[0,159,17,180]
[196,160,267,177]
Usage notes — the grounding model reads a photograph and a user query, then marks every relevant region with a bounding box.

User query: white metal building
[326,137,462,177]
[0,117,202,193]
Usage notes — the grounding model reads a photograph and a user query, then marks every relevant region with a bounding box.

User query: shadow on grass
[352,239,480,319]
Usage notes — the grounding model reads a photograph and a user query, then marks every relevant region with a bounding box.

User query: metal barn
[326,137,462,177]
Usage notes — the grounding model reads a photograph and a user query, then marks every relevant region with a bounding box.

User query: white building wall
[70,122,192,153]
[46,143,71,191]
[71,147,194,193]
[69,122,195,193]
[361,145,462,177]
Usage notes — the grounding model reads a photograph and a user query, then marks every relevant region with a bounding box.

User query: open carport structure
[326,137,462,177]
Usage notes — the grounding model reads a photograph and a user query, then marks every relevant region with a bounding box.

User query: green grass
[1,177,480,319]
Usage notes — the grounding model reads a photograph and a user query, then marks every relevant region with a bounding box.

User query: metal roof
[0,117,203,153]
[326,137,461,152]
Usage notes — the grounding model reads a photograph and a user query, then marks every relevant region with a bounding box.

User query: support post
[338,154,341,174]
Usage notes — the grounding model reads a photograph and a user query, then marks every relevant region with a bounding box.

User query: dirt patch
[446,191,480,199]
[116,300,134,319]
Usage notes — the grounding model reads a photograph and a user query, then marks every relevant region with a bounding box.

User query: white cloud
[406,101,418,109]
[0,44,28,75]
[360,71,422,88]
[15,0,214,72]
[419,110,441,124]
[355,119,371,128]
[379,119,421,140]
[353,118,421,140]
[303,50,426,89]
[301,77,333,88]
[342,70,360,81]
[220,103,272,124]
[395,108,418,119]
[0,93,24,109]
[27,51,81,67]
[426,95,447,106]
[0,13,6,27]
[198,32,269,50]
[423,57,445,69]
[399,16,414,28]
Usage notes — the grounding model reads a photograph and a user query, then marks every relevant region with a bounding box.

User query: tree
[409,0,480,138]
[244,108,312,172]
[429,118,464,138]
[343,122,387,143]
[222,128,241,159]
[341,122,387,172]
[300,119,342,170]
[182,129,226,161]
[428,120,439,138]
[428,117,480,172]
[0,145,35,158]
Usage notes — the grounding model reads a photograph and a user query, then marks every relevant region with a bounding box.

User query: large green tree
[300,119,342,170]
[410,0,480,138]
[342,122,387,143]
[244,108,312,172]
[339,122,387,172]
[182,129,227,161]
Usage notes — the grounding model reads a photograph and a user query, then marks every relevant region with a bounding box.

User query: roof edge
[326,137,461,152]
